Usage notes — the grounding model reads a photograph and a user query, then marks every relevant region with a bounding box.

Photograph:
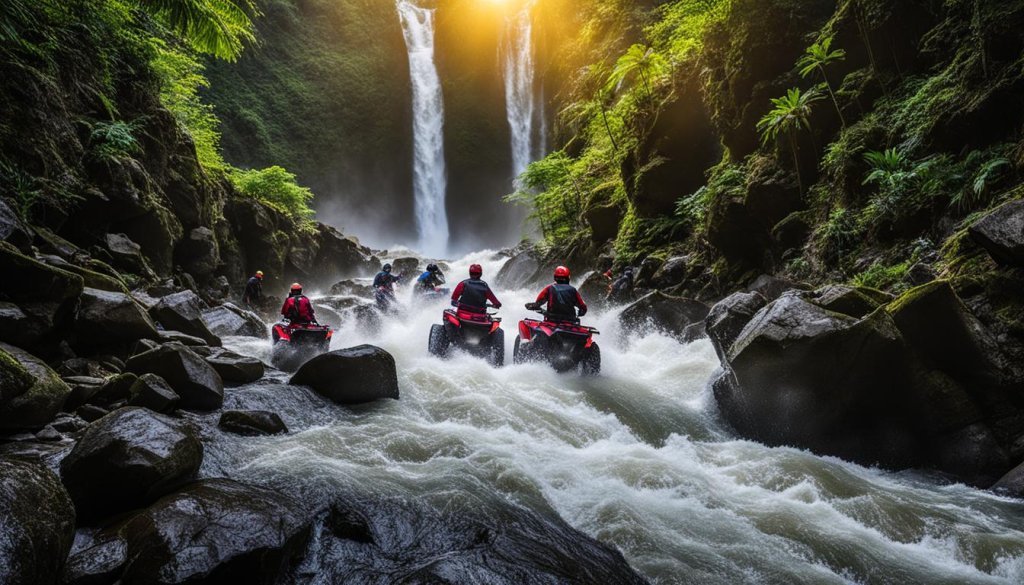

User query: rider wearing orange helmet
[281,283,316,324]
[531,266,587,322]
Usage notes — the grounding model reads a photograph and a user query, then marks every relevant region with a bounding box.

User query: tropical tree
[605,44,669,103]
[137,0,257,60]
[797,33,847,127]
[757,86,825,193]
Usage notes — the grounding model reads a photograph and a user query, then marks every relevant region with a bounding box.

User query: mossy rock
[0,242,84,305]
[0,342,71,430]
[54,262,128,294]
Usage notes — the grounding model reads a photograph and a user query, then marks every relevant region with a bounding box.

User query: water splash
[397,1,449,255]
[503,6,540,182]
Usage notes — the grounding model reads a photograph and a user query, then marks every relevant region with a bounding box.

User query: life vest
[457,278,491,312]
[283,295,314,323]
[545,283,580,320]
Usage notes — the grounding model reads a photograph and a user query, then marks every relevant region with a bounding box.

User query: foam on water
[222,250,1024,584]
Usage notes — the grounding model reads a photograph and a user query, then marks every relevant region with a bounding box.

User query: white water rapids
[221,250,1024,584]
[397,1,449,255]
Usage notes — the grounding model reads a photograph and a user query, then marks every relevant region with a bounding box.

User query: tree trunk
[819,68,847,128]
[600,107,619,152]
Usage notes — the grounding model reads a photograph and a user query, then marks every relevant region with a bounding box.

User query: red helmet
[290,283,303,293]
[554,266,570,280]
[469,264,483,277]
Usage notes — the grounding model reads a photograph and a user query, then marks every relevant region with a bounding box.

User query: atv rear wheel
[428,324,450,357]
[488,328,505,367]
[513,335,525,364]
[581,343,601,376]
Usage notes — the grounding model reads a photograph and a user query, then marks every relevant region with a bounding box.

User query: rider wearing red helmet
[281,283,316,324]
[450,263,502,315]
[531,266,587,322]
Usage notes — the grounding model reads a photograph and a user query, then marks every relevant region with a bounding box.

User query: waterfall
[397,0,448,255]
[503,7,540,183]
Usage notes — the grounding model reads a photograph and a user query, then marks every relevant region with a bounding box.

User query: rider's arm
[280,298,290,317]
[576,291,588,317]
[535,286,550,307]
[485,288,501,308]
[451,281,465,305]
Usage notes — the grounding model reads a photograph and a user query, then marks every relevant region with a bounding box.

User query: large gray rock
[75,287,160,344]
[126,344,224,410]
[745,274,807,301]
[218,410,287,436]
[202,302,266,338]
[715,294,922,467]
[809,284,888,318]
[705,291,767,364]
[176,226,219,278]
[619,291,710,339]
[127,373,179,413]
[495,247,541,288]
[104,233,155,278]
[290,345,399,404]
[0,458,75,585]
[59,407,202,521]
[0,301,58,349]
[151,290,221,346]
[969,198,1024,267]
[0,342,70,430]
[206,349,265,384]
[992,460,1024,499]
[84,479,311,584]
[391,256,420,277]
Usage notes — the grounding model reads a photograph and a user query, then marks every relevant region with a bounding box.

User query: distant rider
[374,263,402,290]
[416,263,445,293]
[607,266,634,302]
[529,266,587,322]
[450,264,502,315]
[243,270,264,307]
[281,283,316,325]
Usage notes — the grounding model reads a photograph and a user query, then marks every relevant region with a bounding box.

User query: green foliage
[230,165,315,220]
[757,87,825,147]
[137,0,257,60]
[89,119,143,161]
[814,206,861,263]
[797,33,847,79]
[648,0,731,61]
[152,41,225,172]
[605,44,670,100]
[506,151,588,244]
[0,161,41,219]
[852,260,910,292]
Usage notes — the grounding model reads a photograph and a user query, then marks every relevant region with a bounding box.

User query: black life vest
[546,283,579,319]
[457,278,491,311]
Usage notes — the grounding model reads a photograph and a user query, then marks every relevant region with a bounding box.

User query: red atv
[513,304,600,375]
[428,307,504,367]
[271,321,333,371]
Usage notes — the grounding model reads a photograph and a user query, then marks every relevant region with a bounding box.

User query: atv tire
[581,343,601,376]
[488,328,505,367]
[428,324,450,357]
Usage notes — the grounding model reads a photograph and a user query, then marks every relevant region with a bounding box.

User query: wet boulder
[290,345,399,404]
[745,274,807,301]
[809,284,889,318]
[86,372,139,408]
[113,479,311,584]
[0,301,57,349]
[127,374,179,413]
[104,233,155,279]
[0,342,71,430]
[992,460,1024,499]
[151,290,220,346]
[126,344,224,410]
[75,287,160,344]
[391,256,420,277]
[312,224,379,284]
[202,302,266,338]
[157,330,208,347]
[175,226,219,279]
[705,291,767,363]
[969,198,1024,267]
[218,410,287,436]
[495,246,541,288]
[650,256,691,289]
[0,198,33,252]
[0,458,75,585]
[619,291,710,339]
[716,293,922,467]
[206,349,265,384]
[0,241,83,305]
[59,407,203,521]
[578,271,612,309]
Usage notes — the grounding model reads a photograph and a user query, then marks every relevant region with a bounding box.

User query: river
[214,250,1024,584]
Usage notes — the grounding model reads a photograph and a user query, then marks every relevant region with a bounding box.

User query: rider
[450,264,502,315]
[416,263,445,293]
[243,270,263,307]
[373,263,401,291]
[529,266,587,322]
[281,283,316,324]
[607,266,635,302]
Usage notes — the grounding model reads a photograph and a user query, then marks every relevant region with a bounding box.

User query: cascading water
[217,250,1024,584]
[503,6,540,181]
[397,1,449,255]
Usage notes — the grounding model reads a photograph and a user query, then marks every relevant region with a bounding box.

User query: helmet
[469,264,483,277]
[255,270,264,279]
[383,264,392,273]
[290,283,303,293]
[427,263,438,273]
[554,266,571,280]
[624,266,634,275]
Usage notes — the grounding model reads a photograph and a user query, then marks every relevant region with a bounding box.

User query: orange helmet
[554,266,570,280]
[255,271,264,279]
[469,264,483,277]
[290,283,303,293]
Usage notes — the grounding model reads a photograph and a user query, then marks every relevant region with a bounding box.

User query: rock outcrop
[969,199,1024,267]
[290,345,399,404]
[126,344,224,410]
[151,290,221,346]
[619,291,710,339]
[202,302,266,338]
